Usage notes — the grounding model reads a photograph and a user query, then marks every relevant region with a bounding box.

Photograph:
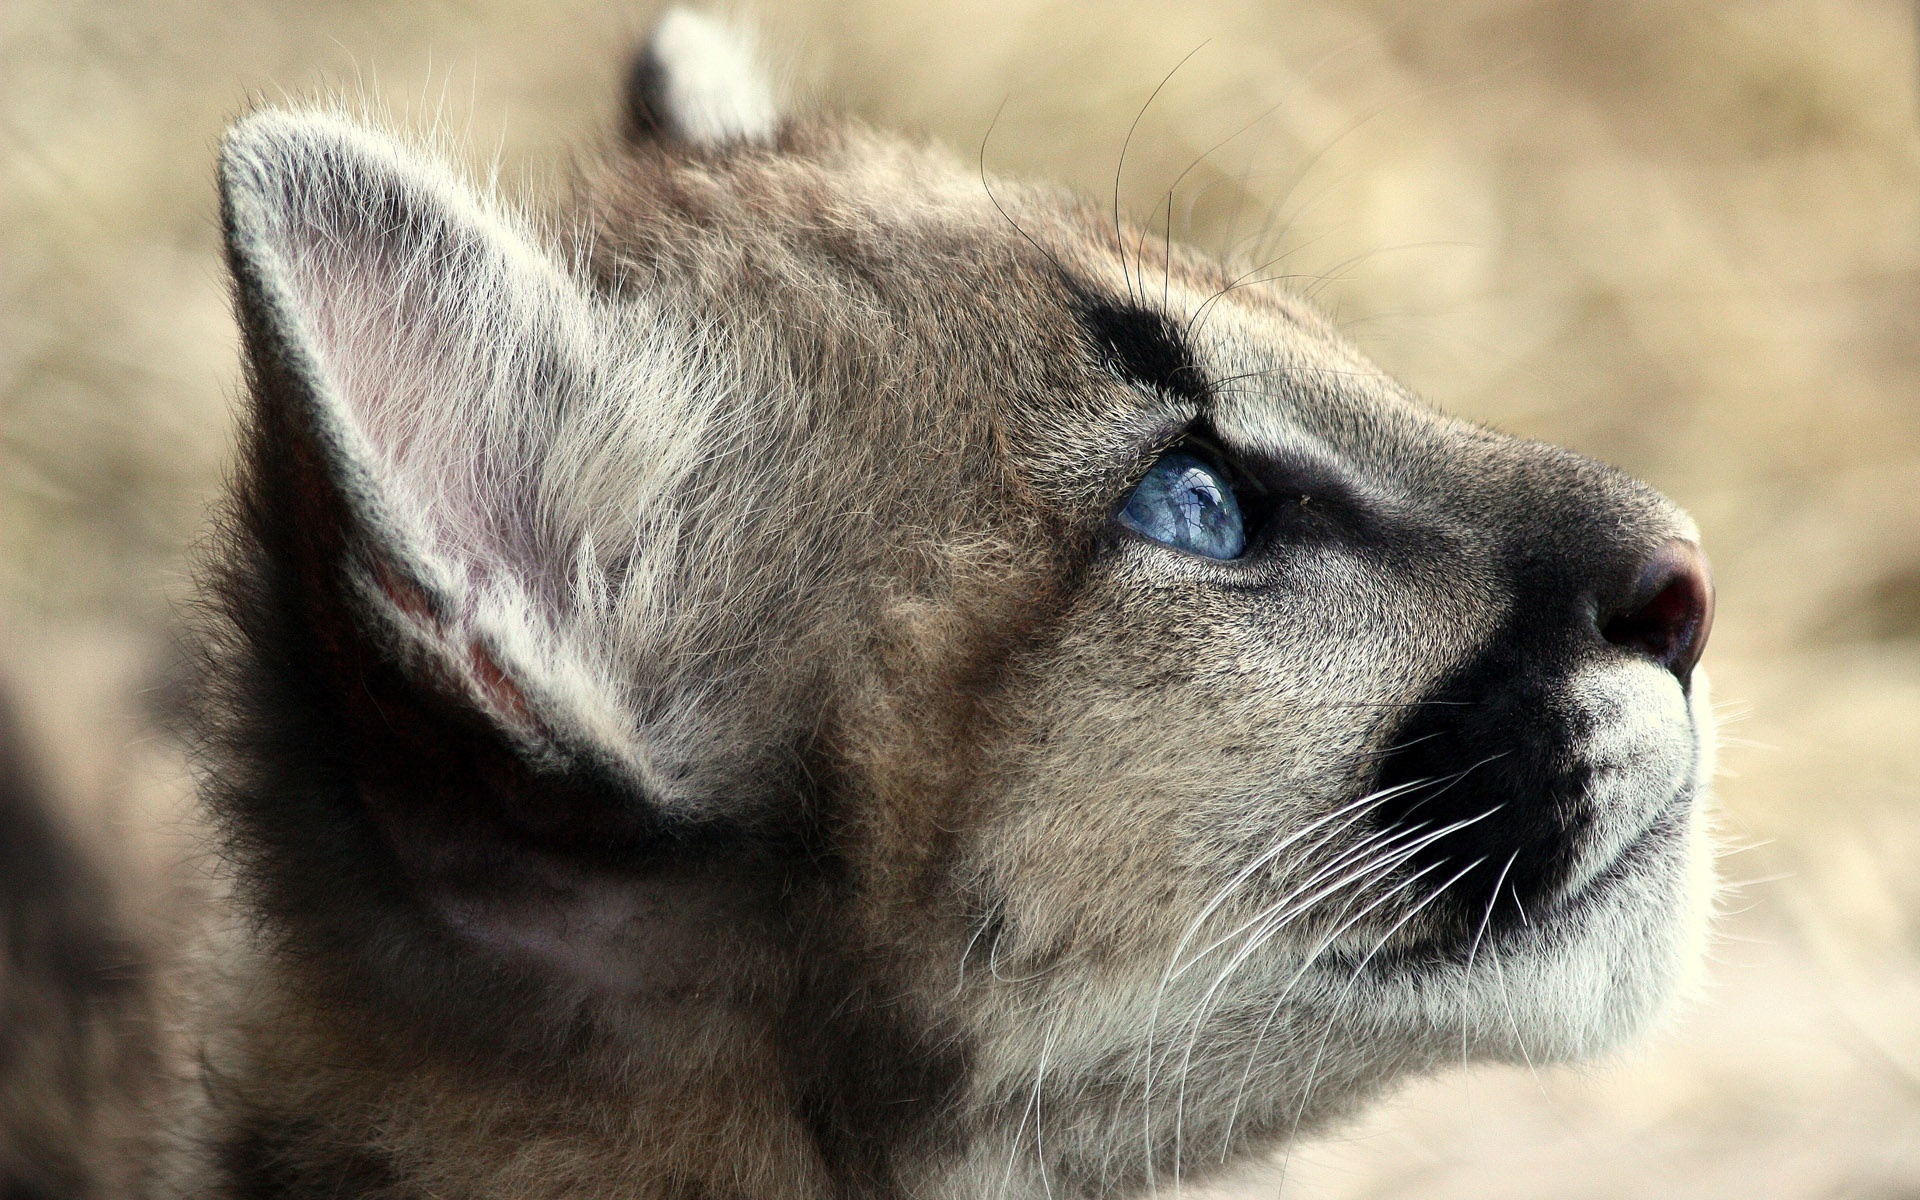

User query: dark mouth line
[1328,780,1697,974]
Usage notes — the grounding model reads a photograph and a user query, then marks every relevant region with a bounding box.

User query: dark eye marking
[1072,293,1208,405]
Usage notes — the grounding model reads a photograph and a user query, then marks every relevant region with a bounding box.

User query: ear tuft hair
[624,8,780,147]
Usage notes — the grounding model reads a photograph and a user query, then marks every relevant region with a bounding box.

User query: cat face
[203,11,1714,1196]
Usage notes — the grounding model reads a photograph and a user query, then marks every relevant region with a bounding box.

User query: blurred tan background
[3,0,1917,1195]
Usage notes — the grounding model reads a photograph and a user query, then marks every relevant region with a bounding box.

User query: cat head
[205,10,1714,1194]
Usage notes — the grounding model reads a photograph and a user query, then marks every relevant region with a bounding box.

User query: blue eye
[1119,449,1246,560]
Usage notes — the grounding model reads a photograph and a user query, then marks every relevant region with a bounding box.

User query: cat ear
[218,111,693,986]
[623,8,780,146]
[220,109,644,769]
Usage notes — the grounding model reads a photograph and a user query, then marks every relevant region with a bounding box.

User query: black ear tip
[614,8,780,148]
[621,41,673,142]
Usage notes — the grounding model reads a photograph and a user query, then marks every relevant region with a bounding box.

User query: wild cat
[10,8,1719,1199]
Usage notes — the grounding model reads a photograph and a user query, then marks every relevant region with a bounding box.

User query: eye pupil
[1119,449,1247,560]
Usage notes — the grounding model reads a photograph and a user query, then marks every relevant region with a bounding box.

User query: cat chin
[1334,801,1715,1070]
[1325,665,1721,1069]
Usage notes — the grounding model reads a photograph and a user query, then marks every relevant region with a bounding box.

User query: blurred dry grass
[2,0,1917,1195]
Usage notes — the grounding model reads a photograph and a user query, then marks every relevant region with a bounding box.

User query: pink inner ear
[468,642,532,723]
[297,228,532,583]
[375,561,438,623]
[374,562,533,725]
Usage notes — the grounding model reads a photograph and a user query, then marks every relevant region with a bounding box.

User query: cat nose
[1600,538,1714,685]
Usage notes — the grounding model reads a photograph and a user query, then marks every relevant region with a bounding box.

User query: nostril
[1601,539,1715,684]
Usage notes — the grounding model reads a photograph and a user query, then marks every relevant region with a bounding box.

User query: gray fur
[143,10,1725,1198]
